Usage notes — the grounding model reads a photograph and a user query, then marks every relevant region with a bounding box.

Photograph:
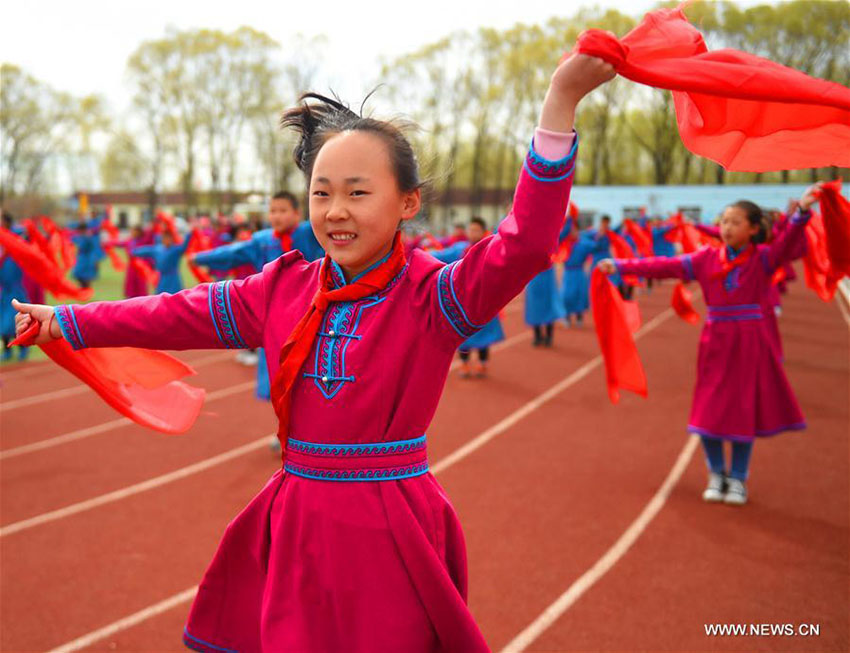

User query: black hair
[280,92,424,194]
[730,200,767,244]
[469,216,487,230]
[272,190,299,210]
[600,214,611,223]
[1,211,13,229]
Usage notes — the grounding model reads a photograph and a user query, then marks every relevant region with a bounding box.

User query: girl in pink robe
[15,55,617,652]
[605,189,820,507]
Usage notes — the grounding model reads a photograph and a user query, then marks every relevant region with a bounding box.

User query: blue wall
[569,183,849,225]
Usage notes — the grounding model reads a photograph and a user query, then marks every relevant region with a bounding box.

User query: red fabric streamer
[671,281,700,324]
[131,257,159,287]
[574,5,850,172]
[0,228,92,301]
[103,245,127,271]
[817,180,850,278]
[21,219,58,265]
[185,229,215,284]
[11,321,204,434]
[591,269,648,403]
[623,219,653,258]
[607,231,642,286]
[802,213,840,301]
[155,212,182,244]
[667,214,702,253]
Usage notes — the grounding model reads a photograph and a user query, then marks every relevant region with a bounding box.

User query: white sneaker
[724,477,748,505]
[702,472,726,502]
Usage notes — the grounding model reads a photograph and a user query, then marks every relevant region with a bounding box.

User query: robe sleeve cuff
[54,305,86,350]
[524,130,579,182]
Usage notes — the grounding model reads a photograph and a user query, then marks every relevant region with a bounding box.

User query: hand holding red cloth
[671,281,700,324]
[574,5,850,172]
[623,219,653,258]
[816,181,850,278]
[0,228,92,301]
[591,268,648,404]
[9,319,204,434]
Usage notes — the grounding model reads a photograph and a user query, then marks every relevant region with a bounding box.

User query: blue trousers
[700,436,753,481]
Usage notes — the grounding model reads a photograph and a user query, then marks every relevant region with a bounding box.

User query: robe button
[328,330,335,337]
[322,376,329,383]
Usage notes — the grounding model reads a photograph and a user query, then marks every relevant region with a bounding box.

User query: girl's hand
[597,259,617,275]
[798,182,823,212]
[11,299,61,344]
[539,54,616,133]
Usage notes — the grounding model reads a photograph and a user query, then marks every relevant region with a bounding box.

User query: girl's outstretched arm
[433,54,614,344]
[12,266,268,351]
[599,254,697,281]
[764,183,820,272]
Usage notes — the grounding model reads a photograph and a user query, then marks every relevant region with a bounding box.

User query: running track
[1,273,847,652]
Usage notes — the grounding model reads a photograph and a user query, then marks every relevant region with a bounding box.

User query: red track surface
[1,277,847,652]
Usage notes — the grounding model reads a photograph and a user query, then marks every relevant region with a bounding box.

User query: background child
[430,216,506,377]
[598,185,821,506]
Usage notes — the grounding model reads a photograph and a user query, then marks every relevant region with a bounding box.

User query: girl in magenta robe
[14,55,616,652]
[601,188,821,507]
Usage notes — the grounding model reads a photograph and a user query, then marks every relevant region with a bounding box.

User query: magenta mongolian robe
[51,130,578,652]
[615,210,811,443]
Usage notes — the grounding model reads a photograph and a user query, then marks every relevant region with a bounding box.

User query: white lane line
[500,435,699,652]
[0,351,235,411]
[434,309,673,474]
[46,586,200,653]
[0,436,272,537]
[36,308,673,651]
[0,381,255,460]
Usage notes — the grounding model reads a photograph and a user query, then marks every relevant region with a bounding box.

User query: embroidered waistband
[284,435,428,482]
[706,304,763,322]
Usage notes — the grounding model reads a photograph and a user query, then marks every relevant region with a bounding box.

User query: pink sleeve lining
[533,127,575,161]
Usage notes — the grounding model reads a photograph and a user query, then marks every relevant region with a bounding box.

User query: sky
[2,0,664,115]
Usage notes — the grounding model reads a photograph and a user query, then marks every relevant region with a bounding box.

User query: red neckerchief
[711,243,755,280]
[269,231,406,451]
[275,227,294,253]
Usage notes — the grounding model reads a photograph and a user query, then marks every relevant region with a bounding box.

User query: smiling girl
[598,185,821,507]
[13,53,613,651]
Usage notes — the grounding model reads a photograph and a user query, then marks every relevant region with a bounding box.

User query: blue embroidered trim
[687,422,806,442]
[329,260,346,288]
[54,306,85,350]
[528,132,579,167]
[723,267,742,292]
[318,331,362,340]
[436,261,481,338]
[707,313,763,322]
[183,627,238,653]
[67,306,86,347]
[790,209,811,225]
[682,255,695,281]
[523,132,579,182]
[223,281,245,347]
[288,435,427,456]
[304,373,356,383]
[284,462,429,482]
[210,281,245,348]
[207,284,224,345]
[707,304,760,311]
[305,263,408,398]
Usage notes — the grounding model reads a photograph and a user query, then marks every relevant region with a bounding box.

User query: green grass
[2,260,195,367]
